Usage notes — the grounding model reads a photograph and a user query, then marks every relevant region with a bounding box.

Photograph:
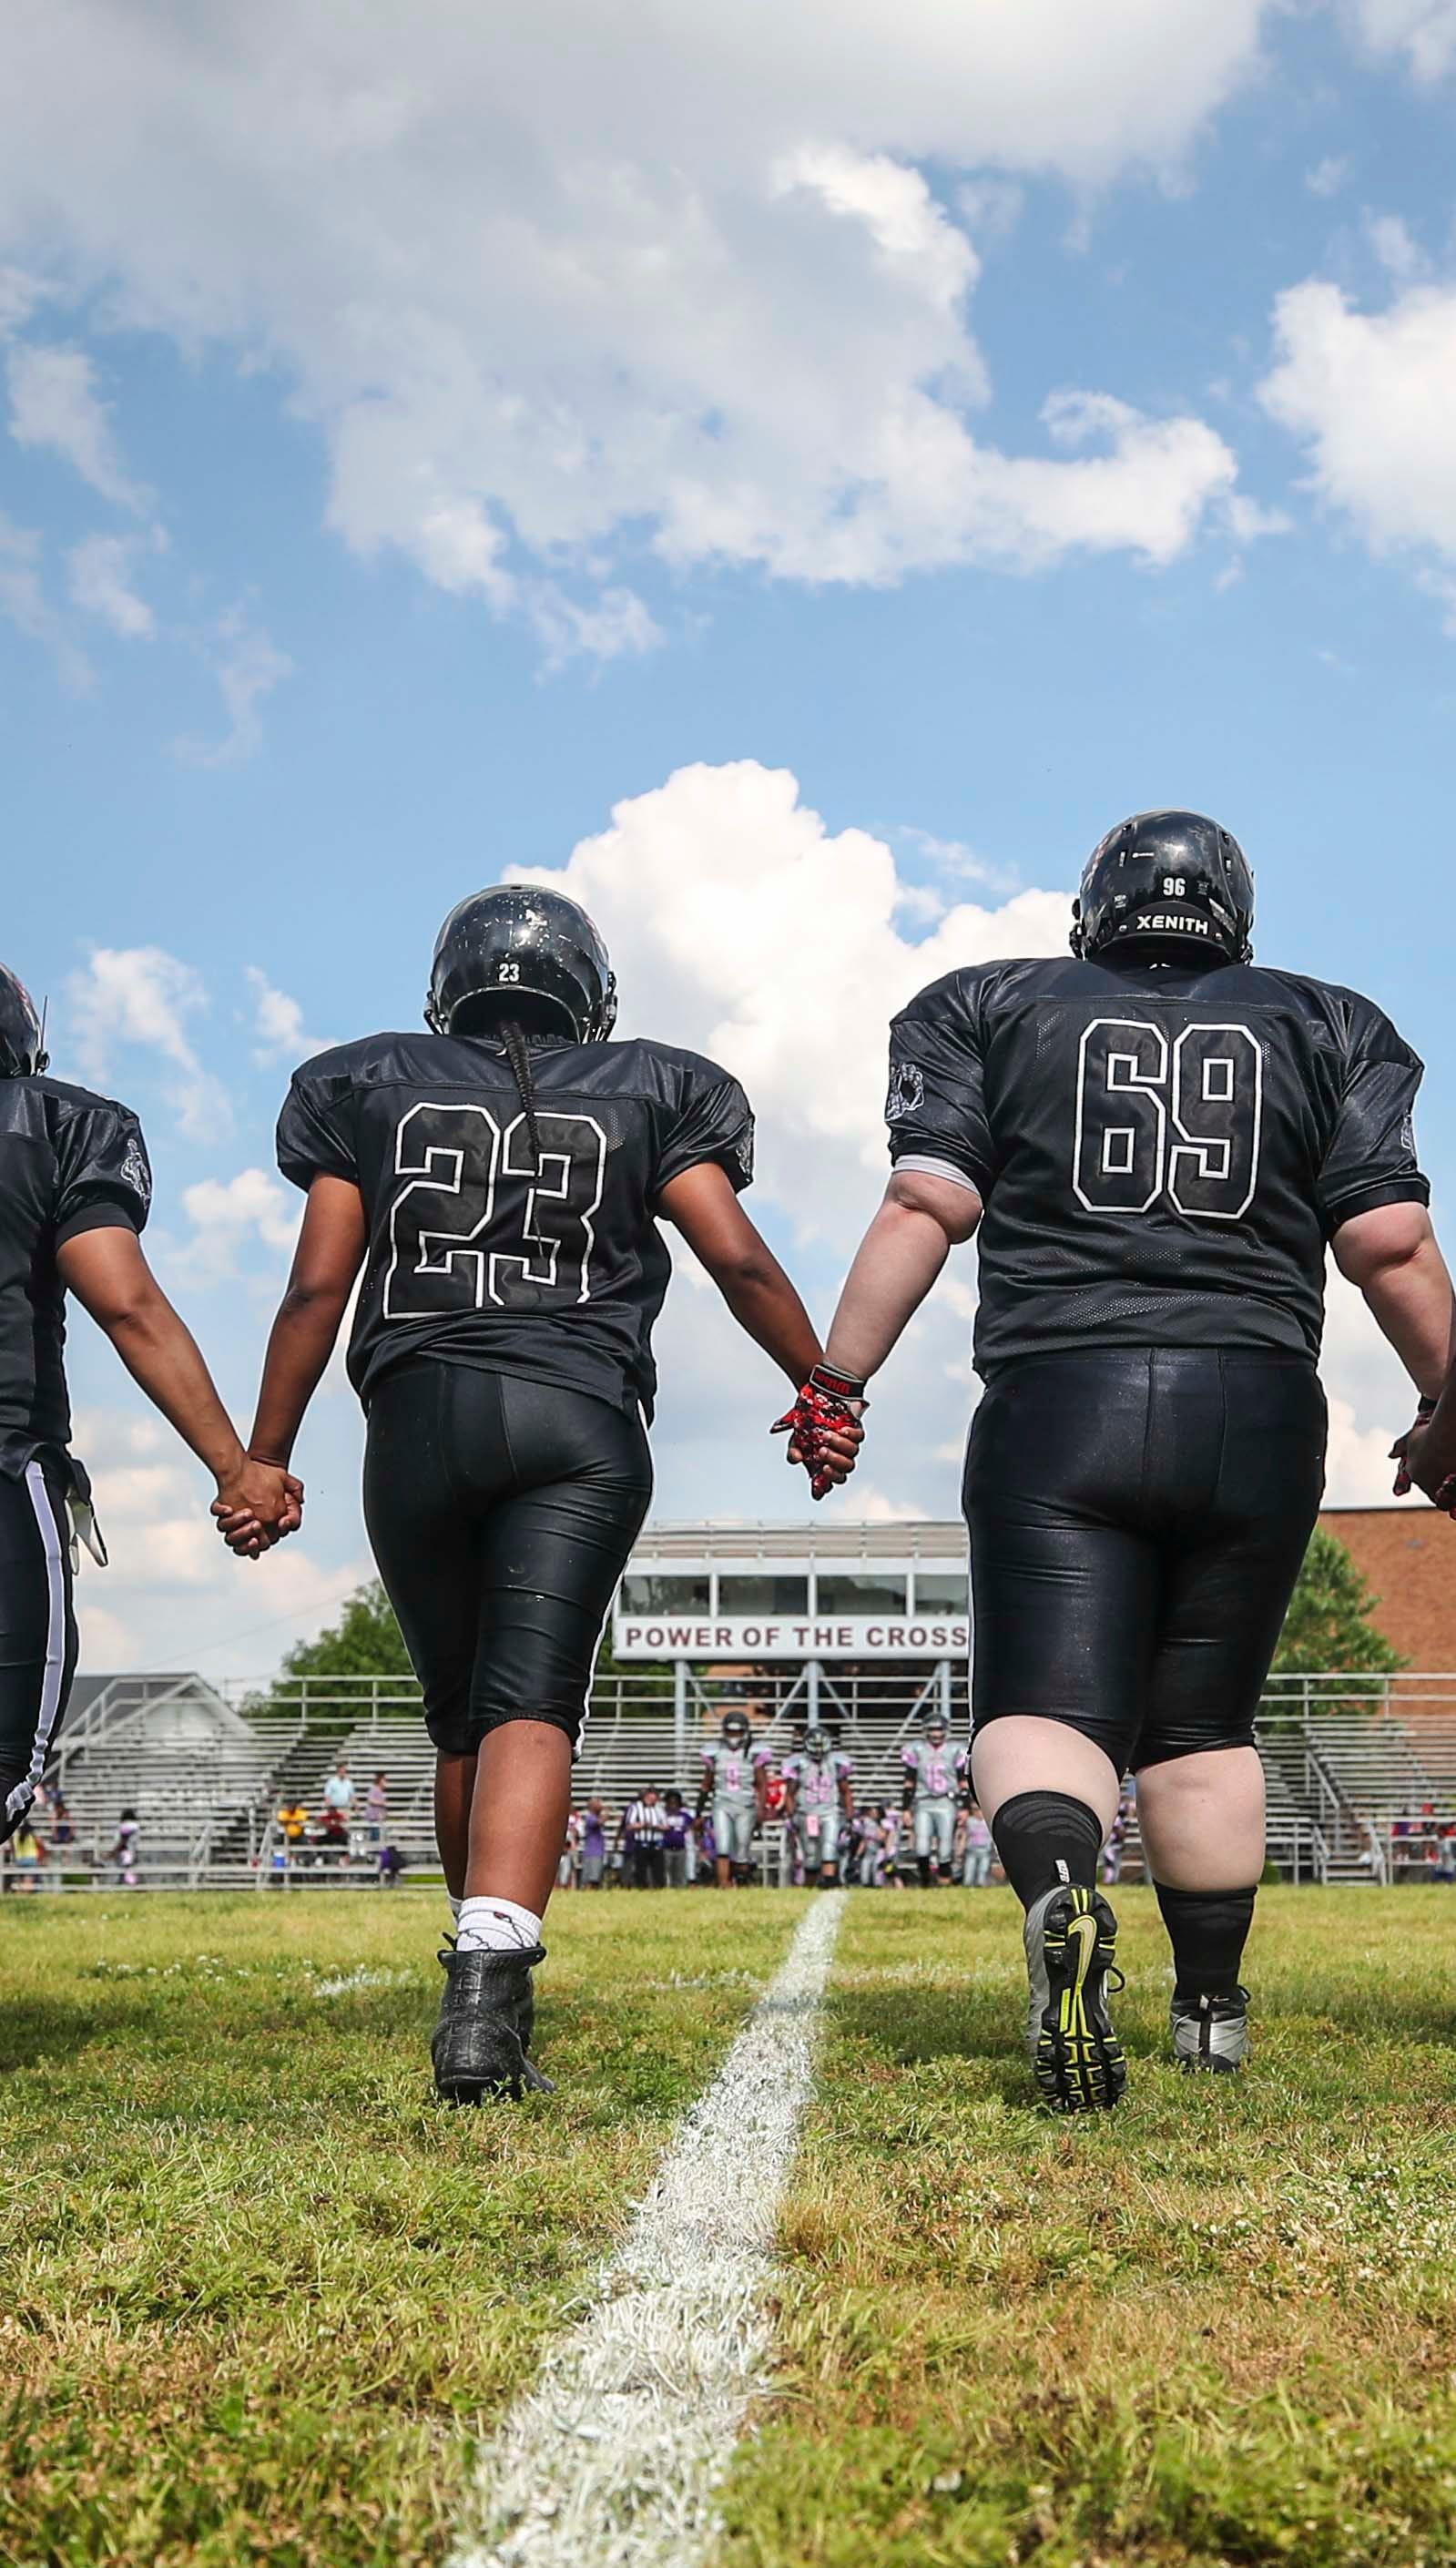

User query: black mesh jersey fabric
[278,1028,754,1420]
[0,1076,151,1474]
[886,953,1427,1378]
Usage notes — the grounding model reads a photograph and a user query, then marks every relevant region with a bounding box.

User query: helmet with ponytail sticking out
[425,886,617,1170]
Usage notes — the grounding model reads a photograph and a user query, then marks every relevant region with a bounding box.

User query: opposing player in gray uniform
[699,1709,767,1887]
[901,1714,966,1886]
[783,1730,854,1887]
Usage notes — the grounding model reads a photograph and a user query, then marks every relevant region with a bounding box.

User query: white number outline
[1167,1023,1262,1221]
[1073,1019,1168,1214]
[382,1101,607,1317]
[1073,1018,1263,1222]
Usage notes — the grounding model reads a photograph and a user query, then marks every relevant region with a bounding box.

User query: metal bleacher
[18,1667,1456,1891]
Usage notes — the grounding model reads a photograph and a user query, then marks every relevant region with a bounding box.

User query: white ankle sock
[455,1894,543,1954]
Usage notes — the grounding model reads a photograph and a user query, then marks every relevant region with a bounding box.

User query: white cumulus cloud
[510,759,1070,1248]
[178,1168,301,1282]
[65,945,230,1140]
[1259,274,1456,598]
[1347,0,1456,80]
[246,968,334,1067]
[6,339,148,510]
[66,532,154,637]
[0,0,1270,634]
[175,606,293,766]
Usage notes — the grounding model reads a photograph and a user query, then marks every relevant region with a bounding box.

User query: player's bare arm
[57,1227,300,1551]
[1333,1201,1456,1399]
[826,1166,983,1384]
[659,1158,862,1490]
[214,1173,367,1556]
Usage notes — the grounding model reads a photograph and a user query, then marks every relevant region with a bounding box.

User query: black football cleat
[1023,1882,1127,2114]
[432,1941,554,2104]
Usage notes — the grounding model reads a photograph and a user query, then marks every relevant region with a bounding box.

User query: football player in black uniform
[789,812,1453,2110]
[219,887,857,2104]
[0,965,299,1848]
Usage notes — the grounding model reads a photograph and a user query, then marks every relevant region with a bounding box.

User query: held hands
[1391,1398,1456,1513]
[772,1364,867,1502]
[211,1454,306,1561]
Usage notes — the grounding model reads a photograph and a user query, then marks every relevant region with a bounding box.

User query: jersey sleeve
[277,1065,359,1191]
[886,975,995,1195]
[654,1061,756,1198]
[53,1098,152,1247]
[1318,1005,1431,1234]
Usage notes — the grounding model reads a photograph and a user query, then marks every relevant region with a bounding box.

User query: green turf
[0,1887,808,2568]
[718,1885,1456,2568]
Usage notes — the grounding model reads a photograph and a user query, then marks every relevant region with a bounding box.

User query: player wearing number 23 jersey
[259,884,831,2105]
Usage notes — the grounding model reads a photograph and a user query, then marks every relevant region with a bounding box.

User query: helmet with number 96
[0,965,47,1079]
[426,887,618,1045]
[1071,811,1254,966]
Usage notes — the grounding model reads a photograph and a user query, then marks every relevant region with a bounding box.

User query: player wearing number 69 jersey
[236,885,853,2105]
[809,810,1454,2111]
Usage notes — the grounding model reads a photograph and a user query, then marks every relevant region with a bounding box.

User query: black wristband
[809,1362,867,1404]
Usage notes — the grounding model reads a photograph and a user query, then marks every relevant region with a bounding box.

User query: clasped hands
[773,1363,867,1503]
[210,1454,305,1562]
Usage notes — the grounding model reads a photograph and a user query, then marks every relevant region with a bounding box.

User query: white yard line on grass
[454,1892,847,2568]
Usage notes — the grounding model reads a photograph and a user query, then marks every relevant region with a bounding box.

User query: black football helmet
[721,1710,752,1749]
[425,886,617,1044]
[804,1728,830,1761]
[0,966,47,1078]
[925,1713,948,1744]
[1071,811,1253,966]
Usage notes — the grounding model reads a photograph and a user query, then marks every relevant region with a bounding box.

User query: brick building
[1319,1507,1456,1669]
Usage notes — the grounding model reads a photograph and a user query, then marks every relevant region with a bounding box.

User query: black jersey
[886,953,1428,1376]
[277,1029,754,1417]
[0,1075,152,1475]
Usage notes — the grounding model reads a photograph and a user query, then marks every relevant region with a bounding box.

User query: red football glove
[772,1365,867,1502]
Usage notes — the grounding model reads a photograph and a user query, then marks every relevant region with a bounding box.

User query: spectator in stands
[558,1809,581,1889]
[661,1791,693,1888]
[317,1801,350,1864]
[277,1799,309,1856]
[379,1842,408,1889]
[9,1817,45,1889]
[364,1770,388,1845]
[962,1800,993,1888]
[49,1790,73,1849]
[109,1809,140,1889]
[622,1788,667,1889]
[579,1799,608,1890]
[323,1759,355,1822]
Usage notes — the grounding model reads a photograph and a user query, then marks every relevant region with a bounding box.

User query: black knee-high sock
[1155,1881,1257,2001]
[991,1791,1104,1911]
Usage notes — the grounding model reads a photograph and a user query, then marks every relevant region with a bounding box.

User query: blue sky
[3,0,1455,1679]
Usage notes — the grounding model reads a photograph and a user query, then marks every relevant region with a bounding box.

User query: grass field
[5,1887,1456,2567]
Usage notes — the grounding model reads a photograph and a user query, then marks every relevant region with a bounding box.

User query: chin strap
[771,1364,867,1502]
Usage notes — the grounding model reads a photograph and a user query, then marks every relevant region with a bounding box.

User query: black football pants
[964,1349,1326,1772]
[0,1459,77,1846]
[363,1361,652,1755]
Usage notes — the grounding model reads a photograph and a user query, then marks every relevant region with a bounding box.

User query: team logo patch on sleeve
[885,1061,925,1124]
[120,1137,152,1206]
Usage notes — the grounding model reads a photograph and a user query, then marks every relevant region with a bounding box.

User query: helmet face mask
[0,967,47,1079]
[804,1729,830,1760]
[425,886,617,1045]
[1071,810,1254,967]
[721,1712,751,1748]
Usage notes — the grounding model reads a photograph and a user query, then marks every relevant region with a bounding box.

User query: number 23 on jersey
[383,1102,608,1316]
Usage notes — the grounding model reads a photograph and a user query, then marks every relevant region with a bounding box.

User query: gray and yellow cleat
[1170,1989,1250,2074]
[433,1942,555,2104]
[1023,1882,1126,2114]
